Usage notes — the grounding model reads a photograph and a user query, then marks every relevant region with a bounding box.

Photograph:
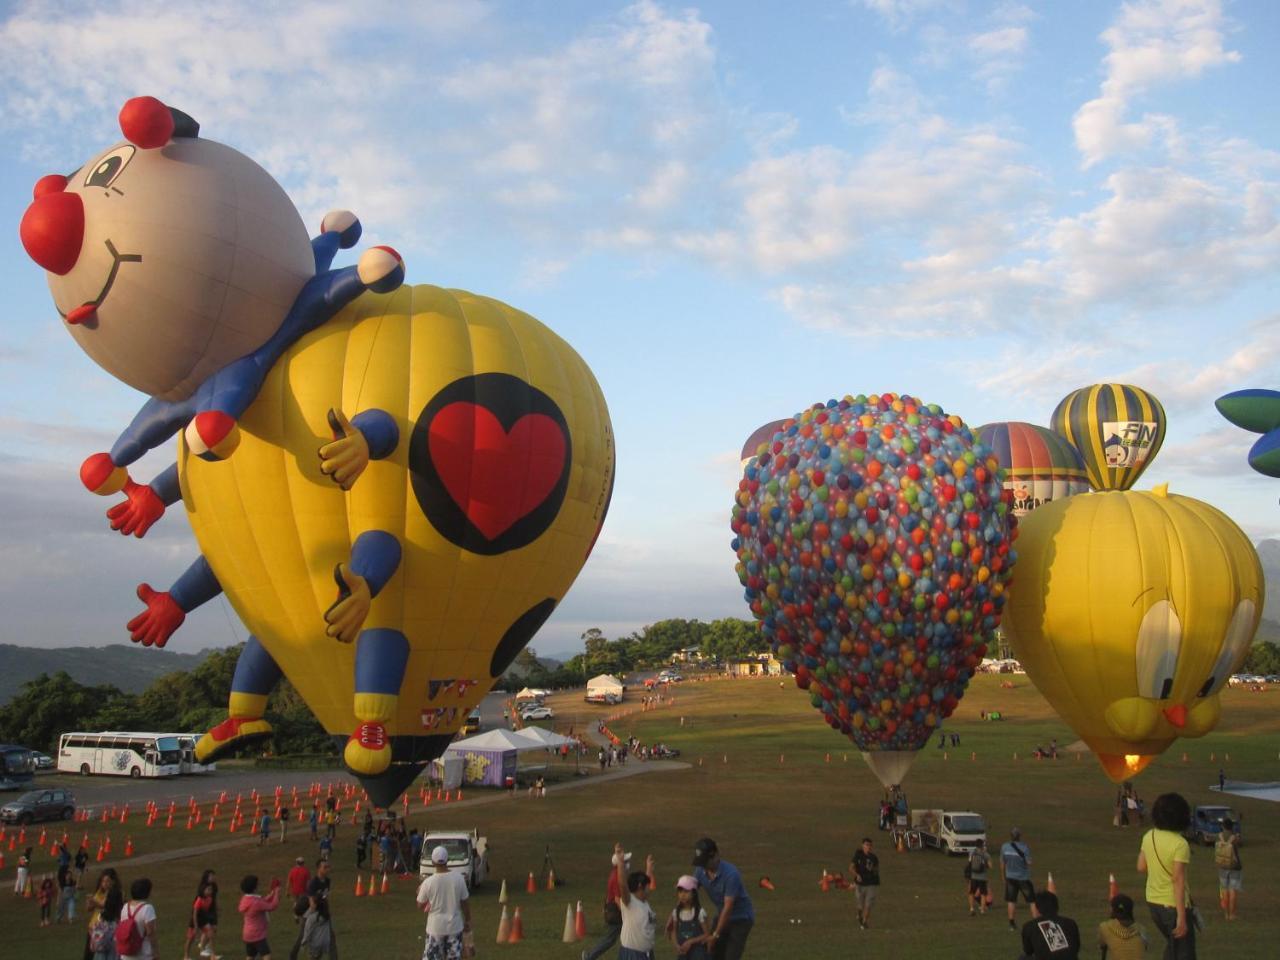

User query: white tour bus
[154,733,216,774]
[57,732,183,778]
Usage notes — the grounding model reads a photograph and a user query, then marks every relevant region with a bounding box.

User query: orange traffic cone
[0,851,5,870]
[368,873,377,897]
[526,871,536,894]
[820,869,830,892]
[562,903,577,942]
[575,900,587,939]
[38,828,46,846]
[546,868,557,891]
[355,874,364,897]
[508,907,525,943]
[380,873,390,895]
[498,879,509,904]
[1047,872,1056,894]
[759,876,775,890]
[24,875,33,897]
[896,832,905,853]
[495,905,511,943]
[1108,873,1118,901]
[124,837,134,858]
[95,845,104,863]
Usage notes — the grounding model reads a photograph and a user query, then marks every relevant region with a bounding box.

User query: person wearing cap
[691,838,754,959]
[415,845,471,960]
[613,842,656,960]
[850,837,879,930]
[1098,894,1149,959]
[1001,828,1036,931]
[1018,891,1080,959]
[582,848,629,960]
[666,875,711,960]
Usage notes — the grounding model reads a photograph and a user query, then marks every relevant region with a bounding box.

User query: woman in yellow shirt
[1136,793,1195,960]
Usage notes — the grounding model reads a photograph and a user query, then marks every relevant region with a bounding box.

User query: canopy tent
[513,726,576,750]
[587,674,624,696]
[445,728,560,787]
[515,687,549,701]
[450,729,544,752]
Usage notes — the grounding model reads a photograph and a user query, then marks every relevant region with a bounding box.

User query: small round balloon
[730,393,1017,787]
[975,421,1090,518]
[1049,384,1166,491]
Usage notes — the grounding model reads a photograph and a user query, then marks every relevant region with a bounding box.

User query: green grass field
[2,674,1277,959]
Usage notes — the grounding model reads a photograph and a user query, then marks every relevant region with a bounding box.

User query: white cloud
[1073,0,1241,167]
[858,0,950,30]
[1154,426,1257,478]
[968,25,1028,92]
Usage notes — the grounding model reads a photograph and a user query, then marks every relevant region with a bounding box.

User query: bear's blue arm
[169,555,223,613]
[109,396,196,467]
[351,410,400,460]
[150,463,181,506]
[350,530,402,598]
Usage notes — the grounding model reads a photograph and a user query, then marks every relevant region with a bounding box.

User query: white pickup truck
[419,829,489,890]
[909,809,987,854]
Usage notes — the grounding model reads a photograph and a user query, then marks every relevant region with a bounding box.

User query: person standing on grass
[851,837,880,930]
[278,806,290,844]
[238,875,281,960]
[1137,792,1196,960]
[288,859,311,907]
[692,837,754,959]
[258,810,272,846]
[75,844,91,883]
[38,874,55,927]
[184,880,215,960]
[582,849,628,960]
[1098,894,1148,959]
[1215,817,1242,921]
[308,806,319,842]
[57,863,79,923]
[967,839,992,916]
[1002,828,1036,932]
[90,882,124,960]
[415,845,471,960]
[289,859,336,960]
[119,877,159,960]
[15,846,32,896]
[84,868,120,960]
[666,875,711,960]
[614,842,656,960]
[1018,891,1080,959]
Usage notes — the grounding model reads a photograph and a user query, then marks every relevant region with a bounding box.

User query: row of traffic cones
[352,872,392,897]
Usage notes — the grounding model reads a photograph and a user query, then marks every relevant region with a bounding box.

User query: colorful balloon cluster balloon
[731,394,1017,786]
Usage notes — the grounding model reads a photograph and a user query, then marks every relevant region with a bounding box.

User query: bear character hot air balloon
[1004,485,1263,783]
[1216,388,1280,478]
[1049,384,1166,491]
[21,97,614,804]
[975,422,1090,518]
[731,394,1017,788]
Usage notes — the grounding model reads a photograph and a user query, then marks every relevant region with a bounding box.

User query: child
[185,880,216,960]
[355,831,369,870]
[14,847,32,896]
[238,874,281,959]
[308,806,319,842]
[56,865,77,923]
[614,842,656,960]
[258,811,272,846]
[277,806,289,844]
[38,874,55,926]
[318,834,333,862]
[666,876,710,959]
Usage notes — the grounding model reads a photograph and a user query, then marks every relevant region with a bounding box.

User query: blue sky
[1,0,1277,657]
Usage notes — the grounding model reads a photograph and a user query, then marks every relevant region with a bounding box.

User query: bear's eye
[84,146,137,189]
[1135,599,1181,699]
[1198,599,1256,698]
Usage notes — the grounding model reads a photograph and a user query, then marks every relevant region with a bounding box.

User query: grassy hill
[0,643,213,703]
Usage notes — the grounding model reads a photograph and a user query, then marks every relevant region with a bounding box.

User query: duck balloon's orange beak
[1163,704,1187,728]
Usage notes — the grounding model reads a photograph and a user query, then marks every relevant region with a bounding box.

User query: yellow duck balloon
[1004,484,1263,782]
[20,97,613,806]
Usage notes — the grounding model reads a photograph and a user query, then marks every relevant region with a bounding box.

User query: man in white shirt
[415,845,471,960]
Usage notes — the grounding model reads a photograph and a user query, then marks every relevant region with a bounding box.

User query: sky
[1,0,1277,659]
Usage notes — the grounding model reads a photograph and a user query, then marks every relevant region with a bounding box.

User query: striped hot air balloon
[975,422,1090,517]
[739,418,792,470]
[1050,384,1166,491]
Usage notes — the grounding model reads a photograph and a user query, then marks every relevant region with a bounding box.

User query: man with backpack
[118,878,159,960]
[1001,828,1036,931]
[966,839,992,916]
[1214,818,1242,920]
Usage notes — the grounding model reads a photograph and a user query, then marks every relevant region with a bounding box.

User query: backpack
[88,919,114,952]
[1214,834,1237,869]
[116,902,145,955]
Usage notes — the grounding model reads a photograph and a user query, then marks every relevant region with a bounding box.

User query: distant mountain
[0,644,214,705]
[1259,539,1280,618]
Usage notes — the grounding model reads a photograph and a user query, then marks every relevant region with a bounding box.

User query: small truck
[909,809,987,854]
[419,828,489,889]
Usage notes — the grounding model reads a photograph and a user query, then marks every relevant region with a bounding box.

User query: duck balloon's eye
[1135,600,1181,700]
[84,146,137,189]
[1198,599,1257,698]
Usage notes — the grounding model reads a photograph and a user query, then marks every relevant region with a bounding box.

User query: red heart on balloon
[427,402,567,541]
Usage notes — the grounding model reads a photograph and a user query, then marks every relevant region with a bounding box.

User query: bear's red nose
[20,175,84,275]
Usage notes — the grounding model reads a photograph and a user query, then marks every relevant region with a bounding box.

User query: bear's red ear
[119,96,174,149]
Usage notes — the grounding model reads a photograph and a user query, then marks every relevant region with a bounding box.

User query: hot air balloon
[22,97,614,805]
[740,419,792,470]
[1049,384,1166,491]
[730,393,1017,787]
[1004,485,1263,783]
[974,422,1090,518]
[1216,388,1280,478]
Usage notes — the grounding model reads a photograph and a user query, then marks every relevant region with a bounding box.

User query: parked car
[31,753,55,771]
[0,777,26,793]
[520,705,555,721]
[0,787,77,825]
[1185,805,1241,846]
[419,829,488,890]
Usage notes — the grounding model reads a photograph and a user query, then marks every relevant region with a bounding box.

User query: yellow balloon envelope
[1004,485,1263,782]
[180,284,613,802]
